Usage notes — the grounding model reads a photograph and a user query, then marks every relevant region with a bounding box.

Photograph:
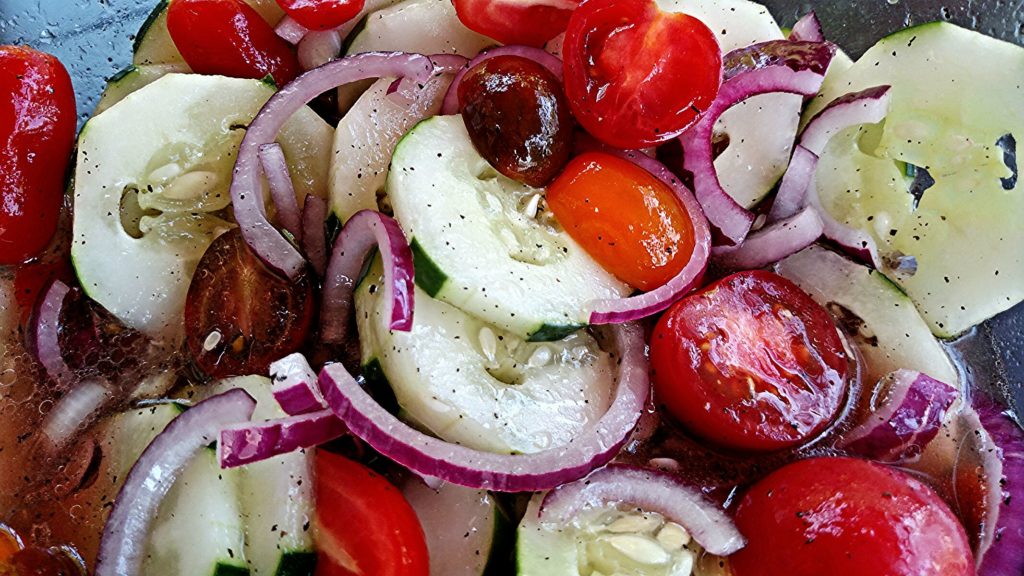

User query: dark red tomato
[650,270,848,452]
[184,229,315,378]
[314,451,429,576]
[4,546,85,576]
[562,0,721,149]
[459,55,572,187]
[453,0,575,47]
[277,0,365,30]
[0,46,76,266]
[733,457,975,576]
[14,249,74,327]
[167,0,300,86]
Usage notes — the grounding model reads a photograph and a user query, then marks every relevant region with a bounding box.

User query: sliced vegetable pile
[0,0,1022,575]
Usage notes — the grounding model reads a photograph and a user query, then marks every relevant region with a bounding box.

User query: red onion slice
[712,206,823,270]
[219,408,346,468]
[439,45,564,115]
[270,352,325,415]
[321,209,415,343]
[40,378,109,449]
[680,41,834,245]
[298,29,343,71]
[839,370,958,462]
[317,323,649,492]
[275,15,310,45]
[972,399,1024,575]
[301,194,328,276]
[789,12,824,42]
[767,144,818,222]
[539,464,746,556]
[95,388,257,576]
[33,279,75,387]
[258,143,303,241]
[230,52,436,279]
[800,85,892,155]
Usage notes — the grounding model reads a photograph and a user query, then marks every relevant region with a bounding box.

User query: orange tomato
[547,152,695,291]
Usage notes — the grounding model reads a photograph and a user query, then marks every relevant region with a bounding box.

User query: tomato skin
[168,0,300,86]
[650,270,848,452]
[562,0,721,149]
[276,0,365,31]
[314,452,429,576]
[453,0,575,47]
[733,457,975,576]
[547,152,696,290]
[0,46,76,266]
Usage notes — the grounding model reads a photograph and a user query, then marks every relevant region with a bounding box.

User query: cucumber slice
[93,403,186,491]
[94,63,189,114]
[356,259,617,454]
[72,73,331,341]
[774,245,959,388]
[806,22,1024,337]
[655,0,801,208]
[387,115,629,340]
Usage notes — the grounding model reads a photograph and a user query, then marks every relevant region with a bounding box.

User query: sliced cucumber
[806,22,1024,337]
[356,259,617,454]
[94,63,189,114]
[73,74,331,341]
[93,402,186,491]
[774,245,958,388]
[655,0,800,208]
[387,115,629,340]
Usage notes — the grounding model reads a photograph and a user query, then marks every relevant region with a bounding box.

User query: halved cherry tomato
[184,229,315,378]
[4,545,85,576]
[562,0,721,149]
[314,451,429,576]
[650,270,849,452]
[167,0,300,86]
[0,46,76,266]
[453,0,575,47]
[276,0,365,31]
[547,152,695,291]
[732,457,975,576]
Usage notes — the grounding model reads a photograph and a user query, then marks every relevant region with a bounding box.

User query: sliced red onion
[839,370,958,462]
[41,378,109,449]
[805,177,882,266]
[767,144,817,222]
[317,323,649,492]
[33,279,75,386]
[275,15,310,45]
[301,194,328,276]
[270,352,325,415]
[539,464,746,556]
[321,209,415,343]
[789,12,824,42]
[712,206,823,270]
[439,45,564,115]
[219,408,346,468]
[231,52,436,279]
[258,142,303,241]
[972,399,1024,575]
[95,388,256,576]
[298,29,343,71]
[680,41,834,245]
[800,85,892,155]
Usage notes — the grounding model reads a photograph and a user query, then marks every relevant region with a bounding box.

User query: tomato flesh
[733,457,975,576]
[168,0,300,86]
[562,0,721,149]
[547,152,696,291]
[453,0,575,47]
[277,0,365,31]
[650,270,849,452]
[0,46,76,266]
[314,452,429,576]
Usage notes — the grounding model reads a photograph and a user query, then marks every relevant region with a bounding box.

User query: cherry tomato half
[276,0,365,31]
[733,457,975,576]
[562,0,721,149]
[314,451,429,576]
[547,152,696,291]
[650,270,849,452]
[0,46,76,266]
[168,0,300,86]
[453,0,575,47]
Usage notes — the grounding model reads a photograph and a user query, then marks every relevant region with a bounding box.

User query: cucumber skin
[275,551,317,576]
[411,238,449,298]
[527,323,585,343]
[214,565,251,576]
[133,0,168,54]
[108,65,138,84]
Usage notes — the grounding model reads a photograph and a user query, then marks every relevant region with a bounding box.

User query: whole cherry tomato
[453,0,576,47]
[168,0,300,86]
[0,46,76,266]
[276,0,365,31]
[562,0,721,149]
[650,270,849,452]
[732,457,975,576]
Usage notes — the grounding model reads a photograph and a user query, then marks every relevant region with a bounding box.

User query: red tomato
[0,46,76,266]
[732,457,975,576]
[314,452,429,576]
[562,0,721,149]
[650,270,849,452]
[547,152,696,291]
[453,0,575,47]
[276,0,365,31]
[167,0,300,86]
[4,546,85,576]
